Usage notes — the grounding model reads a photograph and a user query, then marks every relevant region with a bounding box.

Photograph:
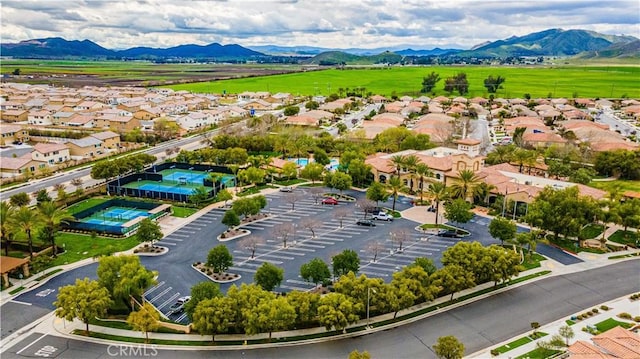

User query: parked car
[168,296,191,313]
[372,212,393,221]
[356,219,376,227]
[322,197,339,205]
[437,229,459,238]
[279,186,293,192]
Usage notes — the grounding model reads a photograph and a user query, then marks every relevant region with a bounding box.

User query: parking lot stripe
[148,286,172,302]
[295,242,326,249]
[287,279,315,286]
[158,241,176,246]
[165,237,183,241]
[157,292,181,310]
[15,333,48,355]
[279,285,314,291]
[144,281,165,296]
[170,233,190,238]
[228,267,259,274]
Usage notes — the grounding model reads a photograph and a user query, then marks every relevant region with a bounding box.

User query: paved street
[2,259,638,359]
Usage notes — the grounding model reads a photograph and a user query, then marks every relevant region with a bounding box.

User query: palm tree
[388,154,406,177]
[449,169,482,201]
[427,182,448,225]
[386,176,407,211]
[1,202,15,256]
[53,183,67,206]
[38,201,74,257]
[415,163,433,203]
[9,206,42,259]
[403,155,420,191]
[473,182,497,206]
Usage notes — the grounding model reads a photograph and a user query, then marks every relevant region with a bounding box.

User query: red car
[322,197,339,205]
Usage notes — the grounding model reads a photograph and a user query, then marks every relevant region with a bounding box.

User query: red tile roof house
[283,115,319,127]
[32,142,70,165]
[0,155,46,178]
[568,326,640,359]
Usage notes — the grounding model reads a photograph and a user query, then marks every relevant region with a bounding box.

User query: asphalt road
[3,259,638,359]
[0,128,221,200]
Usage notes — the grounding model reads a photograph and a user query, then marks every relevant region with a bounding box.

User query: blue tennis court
[161,169,208,185]
[138,183,196,195]
[220,174,236,187]
[84,218,123,227]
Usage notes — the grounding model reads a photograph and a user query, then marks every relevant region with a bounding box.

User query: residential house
[66,114,95,128]
[51,111,76,125]
[27,110,53,125]
[0,124,29,145]
[90,131,121,150]
[175,112,215,131]
[0,110,28,122]
[133,108,161,121]
[65,137,104,159]
[94,115,140,133]
[284,115,319,127]
[568,326,640,358]
[0,155,46,178]
[74,101,105,112]
[31,142,70,165]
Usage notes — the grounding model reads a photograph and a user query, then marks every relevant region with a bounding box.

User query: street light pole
[366,287,376,329]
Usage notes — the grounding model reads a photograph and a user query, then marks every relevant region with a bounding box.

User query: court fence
[65,199,170,236]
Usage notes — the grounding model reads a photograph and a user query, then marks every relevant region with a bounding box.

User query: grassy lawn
[580,224,605,239]
[608,230,639,247]
[595,318,632,332]
[515,347,560,359]
[51,232,139,266]
[546,235,606,254]
[165,66,640,98]
[493,336,532,354]
[171,206,198,218]
[66,197,111,215]
[588,180,640,194]
[521,253,546,270]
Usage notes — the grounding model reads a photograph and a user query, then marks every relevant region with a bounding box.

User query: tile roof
[33,142,68,154]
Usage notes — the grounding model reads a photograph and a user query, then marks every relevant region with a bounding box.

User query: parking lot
[136,187,579,324]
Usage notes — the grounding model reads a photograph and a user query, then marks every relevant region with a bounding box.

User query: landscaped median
[66,270,551,347]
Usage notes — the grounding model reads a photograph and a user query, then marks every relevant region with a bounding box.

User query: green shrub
[592,308,599,314]
[618,312,632,320]
[490,349,499,356]
[600,305,609,310]
[634,316,640,322]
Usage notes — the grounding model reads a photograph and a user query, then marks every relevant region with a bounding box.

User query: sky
[1,0,639,50]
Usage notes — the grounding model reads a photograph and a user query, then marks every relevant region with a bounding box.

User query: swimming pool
[287,157,340,171]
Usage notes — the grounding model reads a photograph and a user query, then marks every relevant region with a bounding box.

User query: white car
[372,212,393,221]
[168,296,191,313]
[279,186,293,192]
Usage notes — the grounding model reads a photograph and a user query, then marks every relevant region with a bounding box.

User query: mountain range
[1,28,637,62]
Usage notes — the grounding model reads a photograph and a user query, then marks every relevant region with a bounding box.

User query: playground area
[67,199,171,236]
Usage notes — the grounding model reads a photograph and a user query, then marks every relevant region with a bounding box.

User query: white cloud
[1,0,638,50]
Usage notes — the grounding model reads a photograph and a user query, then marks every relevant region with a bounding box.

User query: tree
[283,106,300,116]
[54,278,112,335]
[239,235,264,259]
[421,71,441,93]
[444,73,468,95]
[284,191,304,211]
[444,199,474,226]
[300,217,322,239]
[238,166,266,187]
[127,302,160,343]
[332,249,360,278]
[245,296,296,340]
[12,68,20,75]
[413,257,437,276]
[221,209,240,229]
[309,187,325,205]
[189,187,210,206]
[0,202,15,256]
[9,206,41,259]
[366,181,389,206]
[192,296,235,342]
[333,207,351,228]
[330,171,353,194]
[366,241,385,263]
[433,335,465,359]
[391,265,440,310]
[135,218,163,244]
[207,245,233,274]
[35,189,52,204]
[232,195,266,219]
[281,162,298,180]
[97,255,157,308]
[53,183,68,206]
[305,100,319,110]
[483,75,506,93]
[427,182,449,225]
[216,188,233,206]
[300,162,324,183]
[449,169,481,201]
[37,201,74,257]
[9,192,30,207]
[414,163,433,203]
[317,292,362,332]
[356,198,377,219]
[300,257,331,285]
[273,222,295,248]
[184,281,222,320]
[254,262,284,291]
[286,290,320,326]
[433,264,475,300]
[349,350,371,359]
[386,176,407,211]
[488,216,517,245]
[390,229,411,252]
[558,325,575,346]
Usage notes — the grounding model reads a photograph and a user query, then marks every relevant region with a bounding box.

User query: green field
[165,66,640,98]
[588,180,640,194]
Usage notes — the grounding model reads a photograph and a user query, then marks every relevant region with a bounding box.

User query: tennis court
[81,206,151,224]
[123,180,199,195]
[160,168,209,185]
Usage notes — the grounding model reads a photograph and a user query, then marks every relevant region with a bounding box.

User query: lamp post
[366,287,377,329]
